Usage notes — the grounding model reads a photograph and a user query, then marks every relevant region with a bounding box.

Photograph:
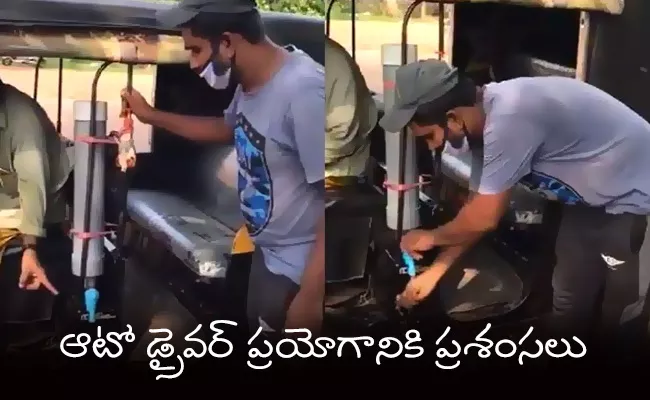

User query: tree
[257,0,324,16]
[383,0,401,17]
[158,0,324,17]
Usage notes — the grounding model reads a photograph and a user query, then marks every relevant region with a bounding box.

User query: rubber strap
[383,174,432,192]
[70,223,117,240]
[75,136,118,145]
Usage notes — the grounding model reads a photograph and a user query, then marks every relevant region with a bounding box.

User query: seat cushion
[194,145,244,231]
[438,242,525,321]
[127,190,235,278]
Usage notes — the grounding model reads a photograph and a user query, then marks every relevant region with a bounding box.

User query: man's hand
[396,267,444,309]
[285,288,323,335]
[120,88,153,123]
[401,229,437,260]
[19,249,58,295]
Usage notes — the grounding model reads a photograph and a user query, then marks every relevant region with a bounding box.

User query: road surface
[328,18,449,92]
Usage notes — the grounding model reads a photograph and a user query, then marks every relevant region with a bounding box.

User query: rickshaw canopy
[0,0,323,63]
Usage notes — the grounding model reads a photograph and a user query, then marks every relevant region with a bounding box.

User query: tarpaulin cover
[0,0,322,63]
[0,30,188,64]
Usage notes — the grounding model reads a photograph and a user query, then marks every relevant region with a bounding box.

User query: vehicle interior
[0,0,324,351]
[124,0,649,339]
[129,12,325,265]
[2,0,648,352]
[125,10,325,328]
[414,1,583,324]
[322,0,641,334]
[439,0,650,336]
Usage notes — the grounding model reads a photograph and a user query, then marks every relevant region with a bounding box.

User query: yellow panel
[231,226,255,255]
[0,229,20,263]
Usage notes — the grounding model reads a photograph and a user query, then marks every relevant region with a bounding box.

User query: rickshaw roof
[0,0,319,30]
[0,0,323,64]
[434,0,623,14]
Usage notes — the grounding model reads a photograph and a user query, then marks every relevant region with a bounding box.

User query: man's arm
[325,39,365,165]
[144,110,233,143]
[423,236,481,285]
[424,191,484,276]
[289,74,325,293]
[11,108,50,242]
[124,86,238,143]
[430,114,544,247]
[290,77,325,185]
[283,74,325,331]
[285,213,324,331]
[299,216,325,297]
[430,190,512,247]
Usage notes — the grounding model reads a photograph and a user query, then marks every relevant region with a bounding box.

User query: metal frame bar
[325,0,357,59]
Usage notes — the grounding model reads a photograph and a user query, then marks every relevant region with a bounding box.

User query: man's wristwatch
[22,243,37,252]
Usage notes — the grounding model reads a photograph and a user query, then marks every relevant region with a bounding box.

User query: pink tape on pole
[75,136,119,145]
[383,174,432,192]
[70,223,117,240]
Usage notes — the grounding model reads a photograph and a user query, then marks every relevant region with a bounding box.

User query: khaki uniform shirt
[325,37,377,180]
[0,83,72,237]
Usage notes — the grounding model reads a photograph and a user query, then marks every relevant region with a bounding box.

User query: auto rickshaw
[324,0,650,337]
[0,0,323,359]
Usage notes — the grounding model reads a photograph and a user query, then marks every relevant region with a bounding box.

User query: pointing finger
[25,280,41,290]
[18,268,29,289]
[40,278,59,296]
[34,269,59,295]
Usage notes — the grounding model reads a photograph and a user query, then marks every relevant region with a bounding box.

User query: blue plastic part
[84,288,99,323]
[401,251,416,277]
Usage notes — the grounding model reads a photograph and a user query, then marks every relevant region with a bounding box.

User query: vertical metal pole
[33,57,43,100]
[325,0,337,37]
[56,58,63,133]
[575,11,591,81]
[445,4,455,64]
[115,64,134,258]
[351,0,356,60]
[72,100,107,278]
[394,0,424,239]
[382,44,419,231]
[437,2,445,60]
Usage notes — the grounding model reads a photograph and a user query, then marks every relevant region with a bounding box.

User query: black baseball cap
[379,59,459,133]
[156,0,257,29]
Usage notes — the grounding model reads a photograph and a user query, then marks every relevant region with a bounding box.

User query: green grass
[40,58,153,73]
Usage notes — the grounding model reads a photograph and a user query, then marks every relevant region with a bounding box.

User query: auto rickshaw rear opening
[323,0,648,338]
[0,0,325,359]
[1,0,647,360]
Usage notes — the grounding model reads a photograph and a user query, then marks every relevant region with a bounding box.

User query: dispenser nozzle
[401,251,416,277]
[84,288,99,323]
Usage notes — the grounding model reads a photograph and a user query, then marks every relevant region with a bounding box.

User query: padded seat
[325,182,379,285]
[194,145,244,231]
[438,241,525,321]
[127,190,235,278]
[326,181,385,216]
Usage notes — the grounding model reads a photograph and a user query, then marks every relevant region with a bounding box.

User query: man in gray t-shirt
[380,59,649,338]
[122,0,324,334]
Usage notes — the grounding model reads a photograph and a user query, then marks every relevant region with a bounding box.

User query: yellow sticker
[0,229,20,263]
[231,225,254,254]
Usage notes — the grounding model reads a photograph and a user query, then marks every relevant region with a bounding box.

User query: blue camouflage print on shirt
[521,171,584,205]
[234,113,273,236]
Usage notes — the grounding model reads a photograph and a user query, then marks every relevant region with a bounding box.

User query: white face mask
[200,62,231,90]
[442,136,470,155]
